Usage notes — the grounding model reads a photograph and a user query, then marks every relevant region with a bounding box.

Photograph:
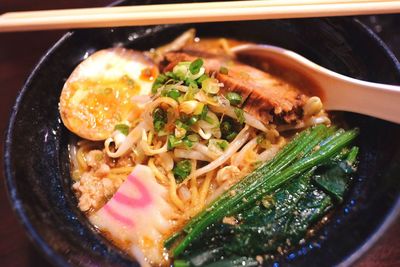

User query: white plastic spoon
[231,44,400,124]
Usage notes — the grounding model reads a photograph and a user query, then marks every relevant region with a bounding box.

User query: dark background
[0,1,399,266]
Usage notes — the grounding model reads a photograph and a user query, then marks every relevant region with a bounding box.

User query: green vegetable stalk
[175,145,359,266]
[170,125,358,256]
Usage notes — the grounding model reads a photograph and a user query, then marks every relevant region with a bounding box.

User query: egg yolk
[63,75,140,140]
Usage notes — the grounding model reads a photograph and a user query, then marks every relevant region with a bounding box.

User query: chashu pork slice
[163,51,308,124]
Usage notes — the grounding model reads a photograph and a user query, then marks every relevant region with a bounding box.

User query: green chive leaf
[189,58,204,75]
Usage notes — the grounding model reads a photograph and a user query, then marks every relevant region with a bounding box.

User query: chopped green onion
[187,134,200,143]
[167,88,181,101]
[183,137,194,149]
[234,107,245,124]
[221,120,232,135]
[217,140,229,150]
[193,102,204,115]
[173,160,192,183]
[177,61,191,67]
[197,74,208,84]
[189,58,204,75]
[168,135,182,150]
[200,105,209,120]
[226,92,242,106]
[226,132,238,141]
[175,122,187,139]
[153,108,167,132]
[154,121,165,133]
[173,64,189,80]
[114,124,129,135]
[176,120,189,131]
[219,66,229,75]
[184,83,199,101]
[201,77,220,94]
[151,74,168,93]
[187,116,199,126]
[184,78,198,87]
[204,115,214,125]
[165,71,179,80]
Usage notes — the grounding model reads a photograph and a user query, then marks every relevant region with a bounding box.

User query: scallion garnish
[234,107,245,124]
[114,124,129,136]
[167,88,181,101]
[183,137,194,149]
[176,120,189,131]
[168,135,182,150]
[187,134,199,143]
[165,71,179,80]
[187,116,199,126]
[151,74,168,93]
[226,92,242,106]
[221,120,232,135]
[173,160,192,182]
[189,58,204,75]
[200,105,209,120]
[184,83,199,101]
[196,74,208,84]
[201,77,220,94]
[226,132,238,142]
[153,108,167,132]
[217,140,229,150]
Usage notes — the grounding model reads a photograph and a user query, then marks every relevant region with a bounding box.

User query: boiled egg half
[59,48,158,140]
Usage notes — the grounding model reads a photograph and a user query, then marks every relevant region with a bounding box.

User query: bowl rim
[3,17,400,267]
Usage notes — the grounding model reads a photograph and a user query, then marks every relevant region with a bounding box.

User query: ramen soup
[59,29,359,267]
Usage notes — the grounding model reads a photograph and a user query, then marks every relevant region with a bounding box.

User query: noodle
[231,137,258,167]
[148,158,170,185]
[199,171,214,208]
[189,160,199,207]
[193,125,250,179]
[140,129,168,156]
[167,172,185,211]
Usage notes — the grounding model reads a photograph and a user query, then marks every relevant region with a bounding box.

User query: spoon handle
[314,69,400,124]
[232,44,400,124]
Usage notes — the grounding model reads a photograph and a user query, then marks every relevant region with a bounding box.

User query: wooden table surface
[0,1,399,266]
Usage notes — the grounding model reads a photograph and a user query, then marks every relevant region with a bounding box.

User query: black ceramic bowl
[4,3,400,267]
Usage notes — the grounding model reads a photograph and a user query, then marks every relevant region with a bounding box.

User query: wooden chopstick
[1,0,399,32]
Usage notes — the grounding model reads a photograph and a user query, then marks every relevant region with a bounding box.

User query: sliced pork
[163,51,308,124]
